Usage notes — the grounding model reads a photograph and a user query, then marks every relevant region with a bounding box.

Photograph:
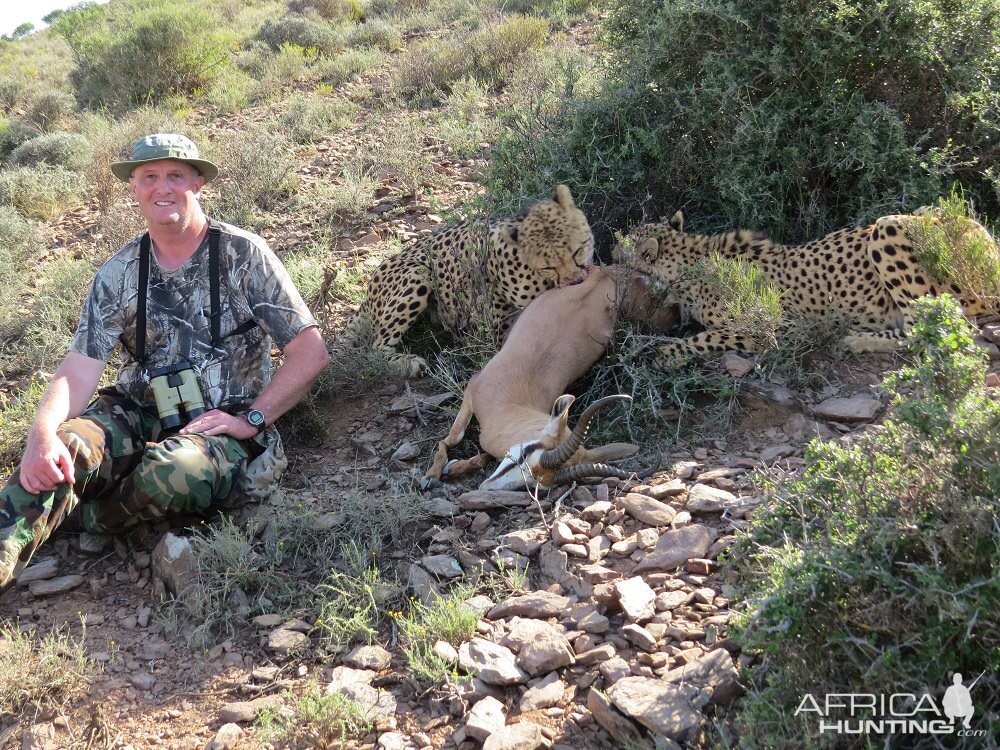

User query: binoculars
[149,363,207,429]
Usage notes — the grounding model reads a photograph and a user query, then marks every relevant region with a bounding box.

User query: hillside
[1,1,999,749]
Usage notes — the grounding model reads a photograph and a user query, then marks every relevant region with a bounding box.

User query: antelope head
[479,394,640,491]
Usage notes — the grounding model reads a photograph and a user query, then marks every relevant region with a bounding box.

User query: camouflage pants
[0,389,254,592]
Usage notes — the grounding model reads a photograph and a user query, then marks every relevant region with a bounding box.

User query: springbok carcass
[423,264,679,490]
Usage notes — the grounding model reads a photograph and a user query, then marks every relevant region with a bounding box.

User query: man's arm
[19,352,106,494]
[181,326,329,440]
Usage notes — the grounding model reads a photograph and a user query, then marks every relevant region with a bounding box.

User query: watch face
[247,409,265,427]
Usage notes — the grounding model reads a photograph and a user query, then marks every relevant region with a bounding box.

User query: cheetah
[613,209,999,367]
[344,185,594,376]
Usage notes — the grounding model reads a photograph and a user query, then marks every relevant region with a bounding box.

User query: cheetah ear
[639,236,660,258]
[669,211,684,231]
[554,184,576,210]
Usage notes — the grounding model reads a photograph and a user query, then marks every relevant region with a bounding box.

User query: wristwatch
[241,408,266,435]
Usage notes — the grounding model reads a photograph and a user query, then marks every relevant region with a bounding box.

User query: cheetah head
[612,211,688,280]
[500,185,595,287]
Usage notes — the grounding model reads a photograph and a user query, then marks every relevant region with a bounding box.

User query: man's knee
[132,435,248,514]
[56,417,108,474]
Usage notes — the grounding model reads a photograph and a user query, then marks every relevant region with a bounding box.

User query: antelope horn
[537,394,632,469]
[550,462,636,485]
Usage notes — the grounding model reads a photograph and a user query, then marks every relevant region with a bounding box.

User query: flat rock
[326,666,376,692]
[722,352,753,377]
[608,677,702,740]
[252,614,283,628]
[487,591,569,621]
[127,673,156,691]
[643,478,687,499]
[580,500,612,520]
[621,623,657,652]
[685,485,736,514]
[266,628,309,655]
[599,657,631,685]
[458,490,533,510]
[28,574,84,596]
[408,562,440,605]
[662,648,743,705]
[17,558,59,586]
[218,695,284,724]
[378,732,408,750]
[420,554,464,579]
[759,444,798,463]
[391,441,421,461]
[501,528,547,557]
[78,532,109,554]
[205,723,243,750]
[433,640,459,663]
[620,493,676,526]
[340,681,397,719]
[151,532,195,597]
[520,672,565,712]
[812,394,882,422]
[633,525,713,574]
[615,576,656,622]
[577,610,610,634]
[503,619,574,675]
[482,721,546,750]
[343,644,392,671]
[588,687,641,744]
[465,695,506,742]
[459,639,527,686]
[423,496,460,516]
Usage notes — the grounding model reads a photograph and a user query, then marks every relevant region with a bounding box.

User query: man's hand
[180,409,259,441]
[19,431,76,494]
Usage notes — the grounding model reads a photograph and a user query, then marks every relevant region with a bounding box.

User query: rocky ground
[7,353,972,750]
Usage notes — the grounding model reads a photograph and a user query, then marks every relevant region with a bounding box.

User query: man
[0,133,329,592]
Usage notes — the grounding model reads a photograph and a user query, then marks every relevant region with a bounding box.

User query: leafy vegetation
[489,0,1000,250]
[0,618,97,722]
[731,296,1000,747]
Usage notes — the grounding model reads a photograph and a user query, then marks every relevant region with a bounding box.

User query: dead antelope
[423,264,679,490]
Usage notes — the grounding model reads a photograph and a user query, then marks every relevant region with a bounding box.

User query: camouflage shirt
[70,220,318,411]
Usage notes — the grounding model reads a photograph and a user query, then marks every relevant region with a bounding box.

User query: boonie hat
[110,133,219,183]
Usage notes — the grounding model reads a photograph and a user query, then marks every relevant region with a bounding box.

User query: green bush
[202,128,297,230]
[390,15,549,102]
[54,1,233,111]
[731,295,1000,747]
[489,0,1000,251]
[281,94,359,143]
[9,132,93,172]
[288,0,363,22]
[0,76,26,109]
[0,165,86,220]
[315,47,387,86]
[24,91,76,132]
[0,119,38,162]
[256,14,343,55]
[908,189,1000,313]
[347,17,403,51]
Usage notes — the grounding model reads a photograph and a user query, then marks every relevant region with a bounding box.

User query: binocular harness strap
[135,221,258,367]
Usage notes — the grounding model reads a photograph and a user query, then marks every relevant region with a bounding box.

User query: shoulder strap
[136,232,151,365]
[208,221,223,348]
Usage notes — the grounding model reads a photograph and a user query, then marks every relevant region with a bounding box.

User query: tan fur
[423,265,678,489]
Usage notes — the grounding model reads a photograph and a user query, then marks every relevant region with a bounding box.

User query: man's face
[129,159,205,230]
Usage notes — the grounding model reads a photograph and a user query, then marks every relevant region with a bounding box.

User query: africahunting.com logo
[795,672,989,738]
